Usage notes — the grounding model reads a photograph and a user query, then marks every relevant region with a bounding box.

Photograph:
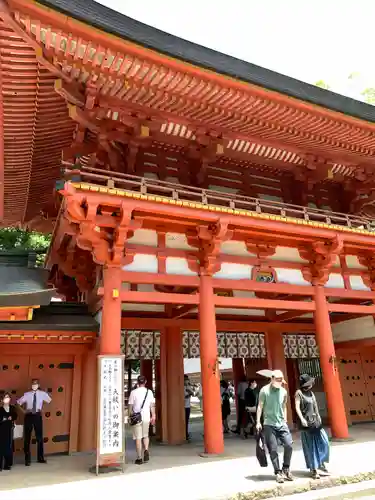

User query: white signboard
[98,356,124,456]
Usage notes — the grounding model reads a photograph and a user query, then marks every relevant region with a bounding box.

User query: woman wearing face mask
[295,374,330,479]
[0,392,17,471]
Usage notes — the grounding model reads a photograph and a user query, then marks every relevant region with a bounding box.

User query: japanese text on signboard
[99,357,123,455]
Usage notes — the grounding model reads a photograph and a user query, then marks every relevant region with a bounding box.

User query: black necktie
[32,392,37,413]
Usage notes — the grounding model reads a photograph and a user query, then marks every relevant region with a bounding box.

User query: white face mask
[32,385,39,391]
[272,381,282,390]
[3,398,10,405]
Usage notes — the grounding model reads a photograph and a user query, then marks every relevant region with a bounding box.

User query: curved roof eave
[36,0,375,124]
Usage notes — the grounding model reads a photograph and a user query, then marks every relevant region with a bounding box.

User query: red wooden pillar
[79,343,98,452]
[140,360,153,388]
[199,273,224,455]
[165,327,185,444]
[155,330,168,442]
[265,331,293,426]
[314,285,349,439]
[100,267,122,355]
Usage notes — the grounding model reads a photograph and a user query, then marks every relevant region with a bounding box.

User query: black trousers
[263,424,293,474]
[24,413,44,463]
[236,398,246,431]
[185,407,191,439]
[0,450,13,470]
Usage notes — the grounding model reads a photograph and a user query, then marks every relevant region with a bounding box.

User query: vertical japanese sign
[97,355,125,472]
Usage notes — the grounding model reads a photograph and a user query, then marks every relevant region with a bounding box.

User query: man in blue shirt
[17,379,51,466]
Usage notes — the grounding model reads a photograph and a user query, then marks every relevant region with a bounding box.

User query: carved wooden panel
[121,331,318,360]
[283,334,319,359]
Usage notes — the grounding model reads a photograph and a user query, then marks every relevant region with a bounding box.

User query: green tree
[361,88,375,105]
[0,228,51,266]
[0,227,51,251]
[315,80,331,90]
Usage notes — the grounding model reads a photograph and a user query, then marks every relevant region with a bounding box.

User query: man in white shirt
[17,378,51,466]
[128,375,155,465]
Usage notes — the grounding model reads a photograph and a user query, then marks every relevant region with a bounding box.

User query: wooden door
[359,350,375,420]
[29,355,74,454]
[339,353,370,423]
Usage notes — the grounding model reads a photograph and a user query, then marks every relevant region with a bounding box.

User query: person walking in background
[184,375,195,441]
[234,375,248,435]
[128,375,156,465]
[244,379,259,437]
[295,374,330,479]
[220,380,231,433]
[256,370,293,484]
[17,379,51,466]
[0,392,17,471]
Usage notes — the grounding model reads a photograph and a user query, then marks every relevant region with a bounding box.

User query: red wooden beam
[121,272,199,288]
[73,188,375,249]
[214,296,315,311]
[276,311,310,322]
[172,304,197,319]
[214,279,313,296]
[121,291,199,305]
[119,289,315,310]
[120,317,315,332]
[335,338,375,350]
[328,303,375,314]
[324,289,375,300]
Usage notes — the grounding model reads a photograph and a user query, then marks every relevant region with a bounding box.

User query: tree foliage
[361,87,375,105]
[0,228,51,251]
[315,74,375,105]
[315,80,331,90]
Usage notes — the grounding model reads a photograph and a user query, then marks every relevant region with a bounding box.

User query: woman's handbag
[129,390,149,426]
[307,393,322,431]
[13,424,23,440]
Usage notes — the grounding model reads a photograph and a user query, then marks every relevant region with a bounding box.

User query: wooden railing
[62,164,375,232]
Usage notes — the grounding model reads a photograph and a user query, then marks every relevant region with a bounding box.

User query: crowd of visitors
[0,367,329,480]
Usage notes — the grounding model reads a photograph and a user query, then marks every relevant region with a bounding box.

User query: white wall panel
[127,229,158,247]
[214,263,252,280]
[346,255,366,269]
[220,240,254,256]
[332,316,375,342]
[123,254,158,273]
[325,273,345,288]
[275,268,310,286]
[165,233,195,250]
[166,257,197,275]
[349,276,371,291]
[215,308,265,316]
[269,247,307,263]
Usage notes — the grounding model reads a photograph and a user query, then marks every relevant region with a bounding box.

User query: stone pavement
[2,424,375,500]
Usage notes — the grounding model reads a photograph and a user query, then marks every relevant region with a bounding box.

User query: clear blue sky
[97,0,375,100]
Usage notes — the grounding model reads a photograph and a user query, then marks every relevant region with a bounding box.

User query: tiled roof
[38,0,375,123]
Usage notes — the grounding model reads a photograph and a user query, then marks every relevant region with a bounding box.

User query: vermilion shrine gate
[1,0,375,456]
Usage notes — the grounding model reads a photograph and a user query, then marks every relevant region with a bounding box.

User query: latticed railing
[62,164,375,232]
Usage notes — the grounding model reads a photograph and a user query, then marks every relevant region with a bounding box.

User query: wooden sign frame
[96,354,125,475]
